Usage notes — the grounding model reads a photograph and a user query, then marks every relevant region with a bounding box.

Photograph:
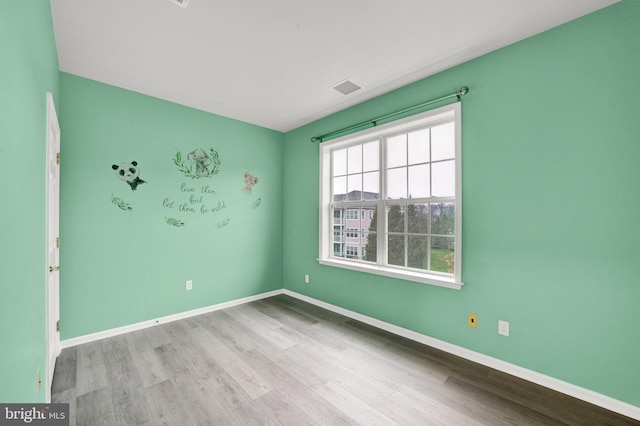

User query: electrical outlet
[185,280,192,291]
[499,320,510,336]
[468,314,477,328]
[304,274,310,284]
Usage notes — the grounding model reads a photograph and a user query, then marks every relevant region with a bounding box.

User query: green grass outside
[429,248,454,273]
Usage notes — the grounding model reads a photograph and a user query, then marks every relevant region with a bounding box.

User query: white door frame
[45,92,61,402]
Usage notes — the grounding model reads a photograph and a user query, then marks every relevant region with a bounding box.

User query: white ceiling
[50,0,618,132]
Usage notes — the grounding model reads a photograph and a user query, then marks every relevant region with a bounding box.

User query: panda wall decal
[112,161,147,191]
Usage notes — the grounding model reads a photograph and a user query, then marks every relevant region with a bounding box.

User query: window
[345,209,359,220]
[346,228,359,238]
[319,104,462,289]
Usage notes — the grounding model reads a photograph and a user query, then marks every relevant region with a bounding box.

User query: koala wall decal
[242,172,259,194]
[112,161,146,191]
[187,148,212,177]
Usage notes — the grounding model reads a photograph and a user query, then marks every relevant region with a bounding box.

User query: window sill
[317,258,464,290]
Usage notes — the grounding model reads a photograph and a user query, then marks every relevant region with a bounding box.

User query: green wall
[0,1,60,402]
[59,74,284,339]
[283,1,640,407]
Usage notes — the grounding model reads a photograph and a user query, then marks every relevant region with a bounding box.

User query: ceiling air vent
[168,0,190,8]
[332,79,362,96]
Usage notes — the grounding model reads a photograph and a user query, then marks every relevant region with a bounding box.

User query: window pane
[365,208,377,231]
[346,227,357,238]
[431,237,455,274]
[362,141,379,172]
[387,204,405,233]
[408,128,430,165]
[431,160,455,197]
[431,203,455,236]
[408,235,428,270]
[333,176,346,201]
[431,122,455,161]
[407,203,429,234]
[347,174,362,200]
[363,171,379,200]
[363,232,376,262]
[408,164,430,199]
[347,145,362,174]
[387,134,407,168]
[333,148,347,176]
[333,208,344,225]
[387,167,407,199]
[388,235,405,266]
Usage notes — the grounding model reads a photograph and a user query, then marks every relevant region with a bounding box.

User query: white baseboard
[60,289,283,349]
[282,289,640,422]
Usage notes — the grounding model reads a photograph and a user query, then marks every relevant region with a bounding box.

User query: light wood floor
[52,295,639,425]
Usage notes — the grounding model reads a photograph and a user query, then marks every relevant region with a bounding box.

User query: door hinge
[56,237,60,248]
[56,320,60,333]
[56,152,60,165]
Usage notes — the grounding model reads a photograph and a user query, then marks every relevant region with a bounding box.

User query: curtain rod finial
[311,136,320,142]
[458,87,469,96]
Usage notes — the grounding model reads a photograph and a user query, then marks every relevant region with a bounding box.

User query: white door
[45,92,61,402]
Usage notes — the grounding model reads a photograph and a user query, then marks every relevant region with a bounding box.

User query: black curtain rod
[311,86,469,143]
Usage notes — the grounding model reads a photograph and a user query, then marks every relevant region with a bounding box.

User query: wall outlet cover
[499,320,510,336]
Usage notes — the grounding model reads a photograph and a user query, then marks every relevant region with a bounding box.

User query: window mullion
[379,135,386,267]
[427,202,431,271]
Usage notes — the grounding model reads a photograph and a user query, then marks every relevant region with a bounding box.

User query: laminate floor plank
[75,340,109,396]
[145,379,195,426]
[191,325,273,400]
[256,389,318,426]
[257,301,354,352]
[382,334,493,384]
[316,355,448,426]
[315,381,399,426]
[110,384,155,426]
[440,377,566,426]
[124,329,169,388]
[102,335,143,390]
[240,348,356,425]
[227,302,284,330]
[154,342,216,386]
[478,369,628,426]
[255,297,322,328]
[51,387,77,426]
[142,324,172,348]
[310,319,391,353]
[265,294,351,325]
[224,304,297,350]
[192,310,260,353]
[75,387,117,426]
[51,346,76,394]
[52,295,640,425]
[172,373,233,426]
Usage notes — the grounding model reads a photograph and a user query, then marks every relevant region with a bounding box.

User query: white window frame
[318,103,463,290]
